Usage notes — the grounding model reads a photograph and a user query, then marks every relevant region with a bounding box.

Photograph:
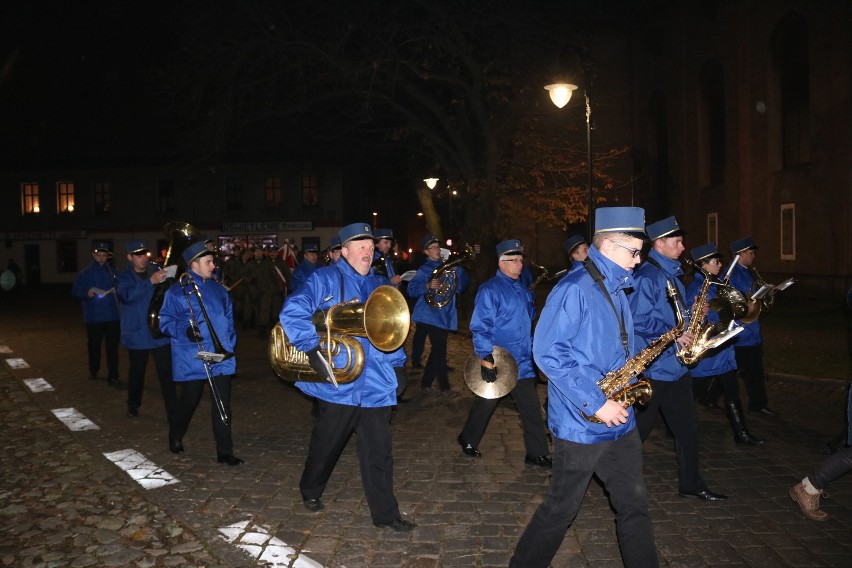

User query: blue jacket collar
[588,246,635,293]
[648,249,684,278]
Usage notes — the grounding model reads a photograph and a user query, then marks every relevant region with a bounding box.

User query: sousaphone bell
[463,346,518,399]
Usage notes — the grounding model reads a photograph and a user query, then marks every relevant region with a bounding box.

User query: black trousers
[300,401,400,525]
[411,322,428,364]
[735,344,769,410]
[636,373,706,494]
[126,345,178,423]
[693,369,741,406]
[419,324,450,391]
[85,321,120,379]
[460,378,549,457]
[171,375,234,455]
[510,430,658,568]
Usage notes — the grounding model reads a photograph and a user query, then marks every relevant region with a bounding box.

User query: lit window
[302,175,319,206]
[22,182,40,214]
[264,176,282,208]
[94,181,111,213]
[57,181,76,213]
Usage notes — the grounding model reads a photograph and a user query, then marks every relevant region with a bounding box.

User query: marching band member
[511,207,658,568]
[629,216,726,501]
[327,236,342,264]
[407,235,469,398]
[686,243,763,445]
[116,239,177,421]
[728,236,774,416]
[457,238,550,467]
[72,240,121,387]
[278,222,414,532]
[291,243,321,295]
[373,228,401,285]
[564,233,589,272]
[159,241,241,465]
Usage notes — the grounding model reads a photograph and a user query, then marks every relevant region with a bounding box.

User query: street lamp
[372,211,378,230]
[423,177,439,190]
[546,55,594,241]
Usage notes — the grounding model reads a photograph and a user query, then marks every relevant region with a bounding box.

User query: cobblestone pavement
[1,287,851,567]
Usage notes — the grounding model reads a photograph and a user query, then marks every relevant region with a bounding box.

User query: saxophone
[583,281,685,423]
[676,260,744,365]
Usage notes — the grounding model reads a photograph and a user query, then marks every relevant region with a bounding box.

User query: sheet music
[750,284,773,301]
[164,265,178,278]
[196,351,225,363]
[773,277,795,292]
[400,270,418,282]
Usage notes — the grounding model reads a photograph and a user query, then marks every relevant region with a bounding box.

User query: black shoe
[217,453,244,466]
[524,455,553,468]
[412,362,423,369]
[374,517,416,532]
[127,406,139,417]
[457,434,481,457]
[303,498,324,512]
[169,438,184,453]
[679,489,728,501]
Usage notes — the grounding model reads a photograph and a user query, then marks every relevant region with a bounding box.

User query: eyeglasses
[610,240,642,259]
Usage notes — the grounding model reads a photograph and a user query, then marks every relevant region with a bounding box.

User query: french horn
[425,244,476,308]
[269,285,410,384]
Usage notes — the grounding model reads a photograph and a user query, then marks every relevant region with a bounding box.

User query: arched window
[699,59,725,185]
[772,13,810,168]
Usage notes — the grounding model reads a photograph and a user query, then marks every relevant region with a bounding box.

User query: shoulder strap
[582,259,629,357]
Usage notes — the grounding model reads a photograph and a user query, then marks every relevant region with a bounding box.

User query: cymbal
[464,346,518,399]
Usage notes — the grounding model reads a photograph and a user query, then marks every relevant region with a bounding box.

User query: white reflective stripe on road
[218,519,323,567]
[51,407,99,431]
[0,346,12,353]
[24,378,53,392]
[4,357,29,369]
[103,449,180,490]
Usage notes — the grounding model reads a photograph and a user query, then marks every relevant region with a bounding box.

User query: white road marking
[0,346,12,353]
[5,357,29,369]
[24,378,53,392]
[103,449,179,490]
[51,407,99,431]
[218,519,323,567]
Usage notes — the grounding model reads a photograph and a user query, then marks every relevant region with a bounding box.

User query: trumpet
[179,272,232,425]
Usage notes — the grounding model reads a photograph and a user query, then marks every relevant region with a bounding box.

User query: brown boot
[788,482,828,521]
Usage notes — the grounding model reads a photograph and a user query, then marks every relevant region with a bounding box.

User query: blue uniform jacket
[728,263,762,346]
[407,258,469,331]
[685,273,736,377]
[159,270,237,380]
[469,270,535,380]
[279,260,406,407]
[373,251,397,285]
[116,264,169,350]
[533,246,638,443]
[71,260,120,323]
[291,259,319,295]
[629,249,689,382]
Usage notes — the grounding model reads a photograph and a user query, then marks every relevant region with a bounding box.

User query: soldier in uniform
[244,245,278,337]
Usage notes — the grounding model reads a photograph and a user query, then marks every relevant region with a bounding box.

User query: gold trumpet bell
[363,286,410,352]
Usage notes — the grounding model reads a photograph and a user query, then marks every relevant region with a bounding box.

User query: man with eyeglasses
[511,207,659,568]
[116,240,177,422]
[628,216,727,502]
[457,239,550,467]
[686,243,763,445]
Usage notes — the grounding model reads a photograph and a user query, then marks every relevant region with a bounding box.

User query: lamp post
[545,56,594,241]
[372,211,378,231]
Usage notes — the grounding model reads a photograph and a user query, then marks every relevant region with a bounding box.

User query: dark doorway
[24,244,41,287]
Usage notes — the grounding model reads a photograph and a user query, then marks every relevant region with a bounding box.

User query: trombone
[179,272,233,425]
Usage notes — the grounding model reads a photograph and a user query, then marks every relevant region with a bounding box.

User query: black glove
[306,346,335,383]
[186,324,202,342]
[481,353,498,383]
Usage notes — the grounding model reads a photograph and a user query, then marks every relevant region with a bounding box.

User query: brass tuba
[269,285,410,384]
[425,244,476,308]
[148,222,204,338]
[676,260,743,365]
